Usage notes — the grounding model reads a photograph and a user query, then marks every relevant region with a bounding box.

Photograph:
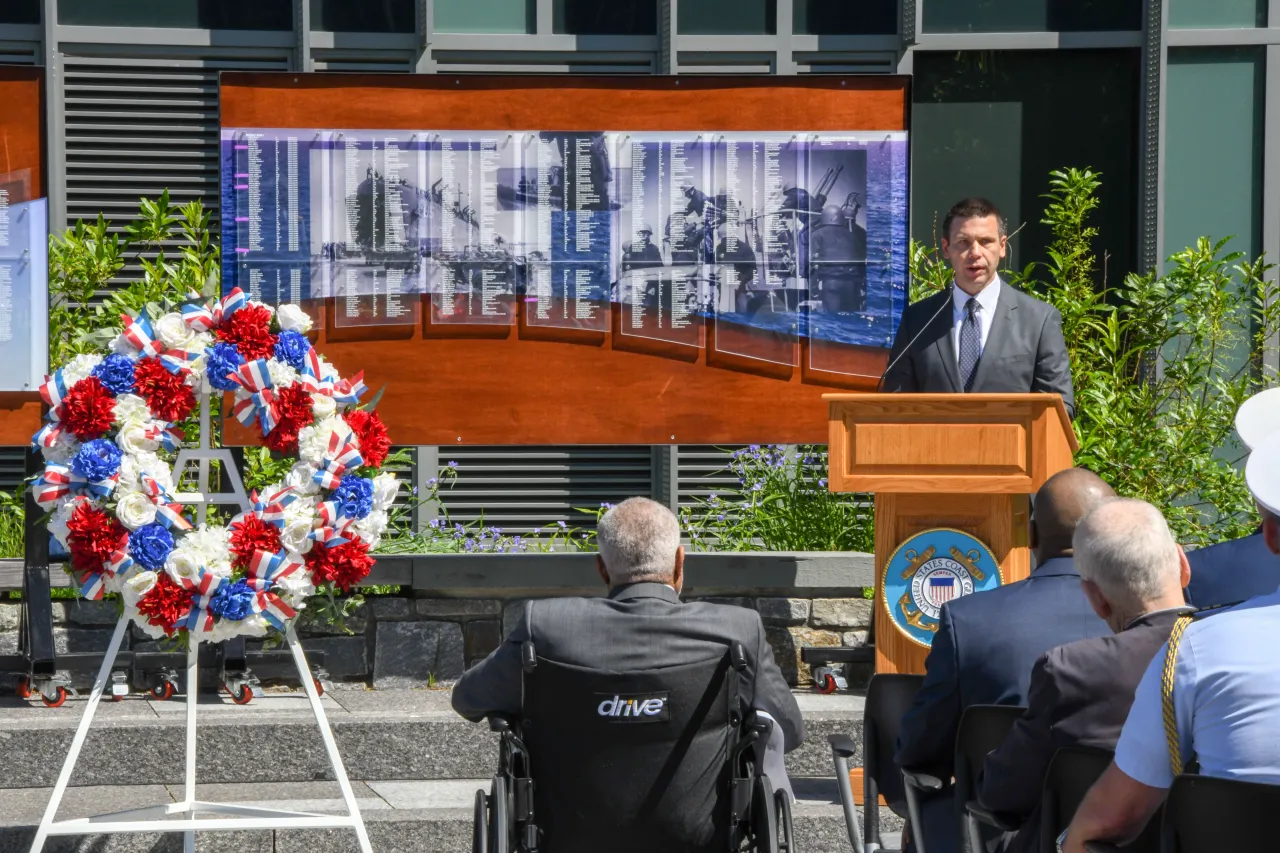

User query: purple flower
[447,461,459,469]
[818,478,828,488]
[91,354,136,395]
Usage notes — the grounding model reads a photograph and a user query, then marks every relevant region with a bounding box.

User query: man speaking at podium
[882,197,1075,417]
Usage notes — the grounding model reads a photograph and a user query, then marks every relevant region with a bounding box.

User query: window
[311,0,415,33]
[554,0,656,34]
[922,0,1142,33]
[911,50,1141,278]
[1168,0,1267,29]
[58,0,293,29]
[679,0,776,35]
[434,0,535,33]
[794,0,896,35]
[1,0,39,24]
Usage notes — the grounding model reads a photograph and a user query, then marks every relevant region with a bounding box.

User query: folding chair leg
[831,747,866,853]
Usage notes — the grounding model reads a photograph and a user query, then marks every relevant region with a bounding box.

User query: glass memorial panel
[679,0,776,34]
[0,191,47,392]
[922,0,1142,33]
[427,132,520,326]
[522,132,615,333]
[311,0,415,32]
[1,0,39,24]
[434,0,535,33]
[1169,0,1267,29]
[59,0,293,29]
[329,131,427,328]
[554,0,657,34]
[710,133,802,367]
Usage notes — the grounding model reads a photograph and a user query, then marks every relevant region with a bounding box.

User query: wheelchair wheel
[472,788,488,853]
[488,776,511,853]
[752,775,779,853]
[775,790,794,853]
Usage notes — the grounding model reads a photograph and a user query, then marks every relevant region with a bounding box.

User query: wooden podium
[824,393,1078,675]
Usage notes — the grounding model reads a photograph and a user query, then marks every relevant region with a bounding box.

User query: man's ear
[997,233,1009,259]
[1029,517,1039,552]
[672,545,685,593]
[1264,512,1280,557]
[1080,579,1111,622]
[940,237,951,256]
[1176,545,1191,589]
[596,555,610,587]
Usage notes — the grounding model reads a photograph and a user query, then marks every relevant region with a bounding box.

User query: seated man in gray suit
[977,498,1193,853]
[452,495,804,756]
[882,197,1075,417]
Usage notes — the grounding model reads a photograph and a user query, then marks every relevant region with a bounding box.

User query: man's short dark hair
[942,197,1007,241]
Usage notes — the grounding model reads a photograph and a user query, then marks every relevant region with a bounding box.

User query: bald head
[1032,468,1116,562]
[596,497,684,589]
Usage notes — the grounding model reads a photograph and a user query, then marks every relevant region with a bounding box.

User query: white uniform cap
[1246,431,1280,516]
[1236,387,1280,451]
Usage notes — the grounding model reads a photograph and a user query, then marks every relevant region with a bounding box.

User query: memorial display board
[220,74,909,445]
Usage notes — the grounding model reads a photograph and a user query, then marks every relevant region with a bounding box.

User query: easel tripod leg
[184,639,200,853]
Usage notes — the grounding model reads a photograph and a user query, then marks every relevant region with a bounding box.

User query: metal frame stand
[171,394,250,526]
[27,617,372,853]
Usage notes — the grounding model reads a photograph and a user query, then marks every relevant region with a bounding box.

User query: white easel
[29,395,373,853]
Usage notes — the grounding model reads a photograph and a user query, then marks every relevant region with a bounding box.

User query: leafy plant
[0,490,24,559]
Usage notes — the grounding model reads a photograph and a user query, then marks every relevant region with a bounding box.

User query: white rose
[41,435,81,466]
[285,461,322,496]
[311,393,336,420]
[183,352,210,391]
[351,509,389,550]
[112,394,151,430]
[116,424,160,456]
[49,498,85,549]
[62,354,103,387]
[163,549,203,588]
[274,566,316,608]
[280,517,316,555]
[110,333,140,357]
[121,568,158,608]
[116,492,158,530]
[320,360,339,382]
[131,618,170,640]
[371,472,401,512]
[297,417,351,466]
[155,313,197,350]
[267,359,299,388]
[176,525,232,576]
[277,303,314,333]
[117,452,172,495]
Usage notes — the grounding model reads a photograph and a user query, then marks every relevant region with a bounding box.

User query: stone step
[0,688,865,787]
[0,778,903,853]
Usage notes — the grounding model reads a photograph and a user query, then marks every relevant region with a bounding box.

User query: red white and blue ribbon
[157,347,197,378]
[313,432,364,490]
[249,486,296,528]
[81,531,134,600]
[140,473,193,531]
[229,359,279,435]
[245,549,302,630]
[120,313,166,359]
[185,287,248,333]
[32,421,66,450]
[39,371,70,410]
[141,421,185,454]
[185,575,224,633]
[308,525,350,548]
[80,571,108,601]
[33,464,119,507]
[331,371,367,407]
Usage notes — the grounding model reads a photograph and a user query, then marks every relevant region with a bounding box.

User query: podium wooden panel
[825,394,1077,675]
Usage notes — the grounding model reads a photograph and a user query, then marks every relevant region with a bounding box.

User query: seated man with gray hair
[977,498,1193,853]
[452,495,803,749]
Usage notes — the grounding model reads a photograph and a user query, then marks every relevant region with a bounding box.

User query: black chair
[831,673,925,853]
[1043,747,1157,853]
[474,641,793,853]
[955,704,1027,852]
[1162,773,1280,852]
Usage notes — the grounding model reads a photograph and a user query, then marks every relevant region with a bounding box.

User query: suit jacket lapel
[931,289,962,392]
[970,282,1016,392]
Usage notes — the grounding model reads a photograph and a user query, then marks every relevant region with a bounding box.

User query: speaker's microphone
[877,286,955,392]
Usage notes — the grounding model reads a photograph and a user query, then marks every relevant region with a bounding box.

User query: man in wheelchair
[452,497,804,852]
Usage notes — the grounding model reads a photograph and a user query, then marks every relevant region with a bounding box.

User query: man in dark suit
[1185,531,1280,607]
[895,468,1113,853]
[977,498,1193,853]
[452,496,803,752]
[882,197,1075,417]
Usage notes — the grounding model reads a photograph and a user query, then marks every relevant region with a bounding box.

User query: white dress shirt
[951,276,1001,366]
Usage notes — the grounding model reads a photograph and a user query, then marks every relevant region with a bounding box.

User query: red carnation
[66,502,127,575]
[229,513,282,570]
[136,573,193,631]
[58,376,117,441]
[133,358,195,422]
[263,385,315,454]
[216,304,277,361]
[264,421,302,454]
[305,539,374,592]
[345,409,391,468]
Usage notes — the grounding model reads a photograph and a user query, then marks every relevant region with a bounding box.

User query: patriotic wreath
[30,289,397,642]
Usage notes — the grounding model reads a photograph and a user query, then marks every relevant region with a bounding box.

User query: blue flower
[205,343,245,392]
[447,461,459,469]
[209,579,257,621]
[91,354,136,395]
[818,478,828,488]
[129,523,174,570]
[330,475,374,520]
[273,330,312,371]
[71,439,123,482]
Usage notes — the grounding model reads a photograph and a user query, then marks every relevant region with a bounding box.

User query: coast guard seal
[884,528,1002,648]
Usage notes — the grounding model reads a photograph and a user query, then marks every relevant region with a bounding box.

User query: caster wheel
[225,684,253,705]
[42,686,68,708]
[151,681,175,701]
[16,676,31,700]
[110,692,124,702]
[817,673,839,695]
[313,678,325,697]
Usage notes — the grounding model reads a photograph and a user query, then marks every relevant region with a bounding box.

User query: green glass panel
[678,0,776,34]
[1164,48,1265,373]
[1168,0,1266,29]
[58,0,292,29]
[1,0,39,24]
[554,0,656,34]
[434,0,534,33]
[794,0,896,34]
[311,0,415,32]
[922,0,1141,33]
[911,50,1140,278]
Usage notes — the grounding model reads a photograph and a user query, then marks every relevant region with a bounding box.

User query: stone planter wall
[0,552,875,689]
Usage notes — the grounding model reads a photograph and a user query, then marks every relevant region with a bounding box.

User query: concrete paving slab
[0,784,175,825]
[793,689,867,714]
[0,694,161,722]
[149,693,344,714]
[365,779,487,810]
[327,688,456,717]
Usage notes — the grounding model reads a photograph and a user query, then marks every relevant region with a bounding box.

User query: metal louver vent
[0,41,39,65]
[313,51,415,72]
[433,52,655,74]
[0,447,25,493]
[435,446,654,534]
[676,445,744,512]
[60,48,290,286]
[794,52,897,74]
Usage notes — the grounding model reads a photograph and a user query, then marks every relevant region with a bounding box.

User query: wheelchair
[473,640,795,853]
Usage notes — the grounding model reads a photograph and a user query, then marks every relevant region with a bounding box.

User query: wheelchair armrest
[487,714,515,733]
[1083,843,1125,853]
[965,801,1021,833]
[828,734,857,759]
[744,710,774,738]
[901,768,945,793]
